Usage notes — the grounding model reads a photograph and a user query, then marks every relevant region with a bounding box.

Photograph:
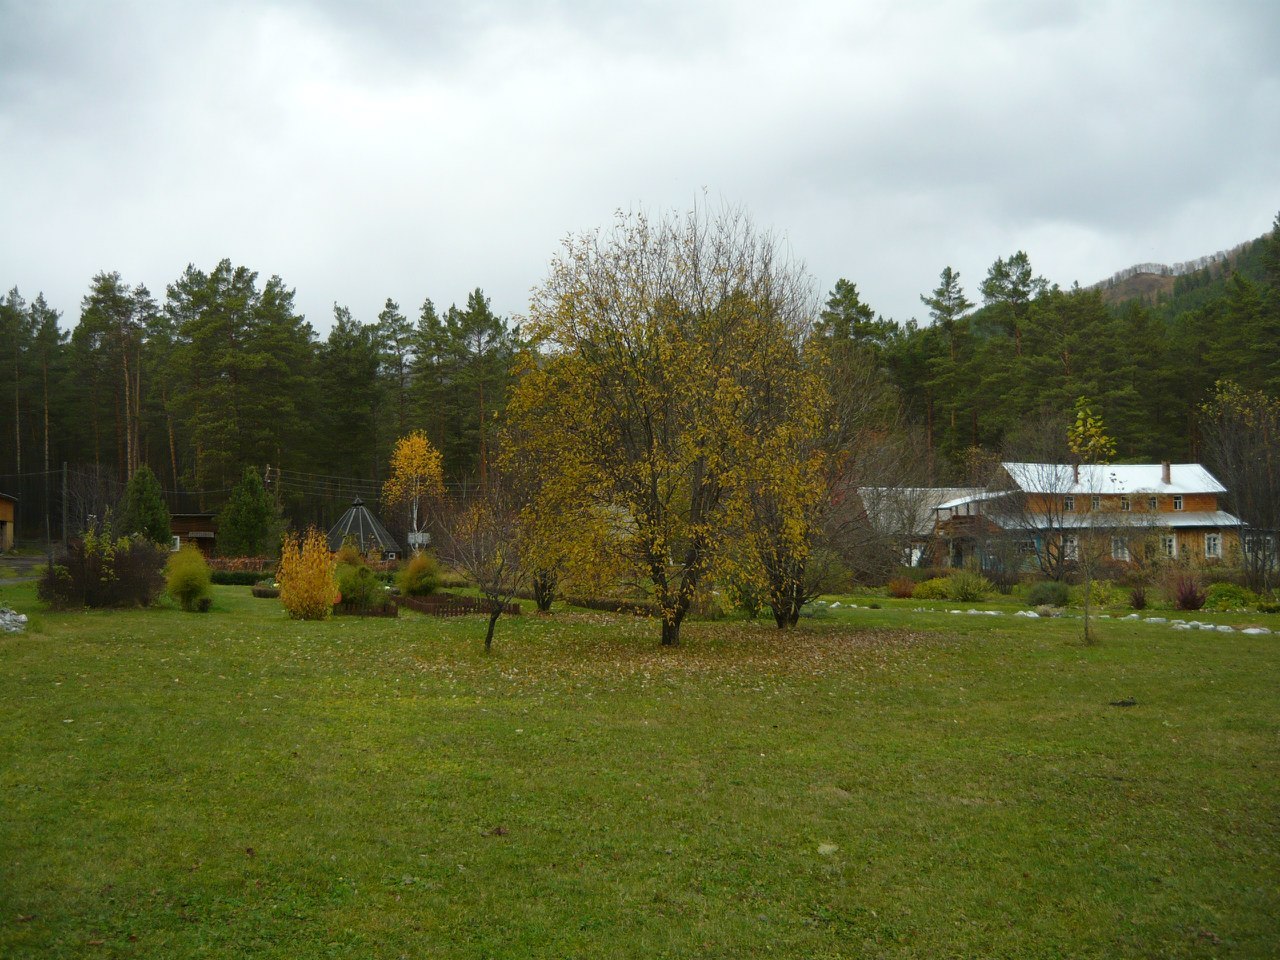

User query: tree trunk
[660,617,682,646]
[484,609,501,653]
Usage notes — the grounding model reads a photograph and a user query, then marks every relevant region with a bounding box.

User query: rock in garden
[0,608,27,633]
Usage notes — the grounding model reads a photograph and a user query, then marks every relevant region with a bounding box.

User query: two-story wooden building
[934,462,1244,571]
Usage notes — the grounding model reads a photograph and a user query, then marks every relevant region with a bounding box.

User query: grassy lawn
[2,583,1277,958]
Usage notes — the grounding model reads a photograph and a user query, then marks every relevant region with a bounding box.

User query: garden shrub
[397,552,441,597]
[1129,584,1147,610]
[987,568,1019,595]
[337,563,384,611]
[37,531,166,608]
[1074,579,1119,609]
[1203,583,1254,611]
[166,545,212,612]
[1026,580,1070,607]
[912,577,951,600]
[334,540,368,569]
[1257,598,1280,614]
[887,577,916,599]
[278,528,337,620]
[948,569,992,603]
[1171,573,1206,611]
[1203,582,1257,611]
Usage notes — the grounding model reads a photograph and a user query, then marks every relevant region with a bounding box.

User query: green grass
[1,583,1277,958]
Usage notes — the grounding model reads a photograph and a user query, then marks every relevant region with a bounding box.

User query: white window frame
[1147,496,1158,511]
[1063,535,1079,561]
[1063,495,1075,513]
[1161,534,1176,558]
[1173,495,1183,511]
[1205,533,1221,559]
[1091,495,1101,511]
[1120,496,1131,512]
[1112,537,1131,562]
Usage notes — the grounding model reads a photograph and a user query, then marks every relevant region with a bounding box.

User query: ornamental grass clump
[278,528,337,620]
[948,569,992,603]
[166,545,212,612]
[397,551,441,597]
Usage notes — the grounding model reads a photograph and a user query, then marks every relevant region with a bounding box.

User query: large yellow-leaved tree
[507,205,823,645]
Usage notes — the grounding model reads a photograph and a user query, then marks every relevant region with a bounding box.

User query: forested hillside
[875,214,1280,474]
[1,214,1276,540]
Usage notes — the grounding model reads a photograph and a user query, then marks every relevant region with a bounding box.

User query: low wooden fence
[397,594,520,618]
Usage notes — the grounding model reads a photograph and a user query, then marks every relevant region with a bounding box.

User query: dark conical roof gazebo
[327,498,401,559]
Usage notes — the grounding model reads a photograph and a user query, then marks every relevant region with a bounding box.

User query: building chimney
[1073,463,1079,484]
[1161,461,1171,485]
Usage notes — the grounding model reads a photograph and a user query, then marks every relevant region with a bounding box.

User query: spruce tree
[119,465,171,544]
[217,467,280,557]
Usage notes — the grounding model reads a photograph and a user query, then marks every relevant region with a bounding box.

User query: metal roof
[1002,462,1227,496]
[327,497,401,554]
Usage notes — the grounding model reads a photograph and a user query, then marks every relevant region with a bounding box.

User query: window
[1063,535,1078,561]
[1091,495,1100,510]
[1173,496,1183,511]
[1161,534,1176,558]
[1120,496,1131,512]
[1205,533,1221,559]
[1064,495,1075,512]
[1147,497,1158,511]
[1112,537,1131,561]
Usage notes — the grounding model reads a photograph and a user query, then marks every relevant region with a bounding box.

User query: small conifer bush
[336,563,383,611]
[278,528,337,620]
[1026,580,1070,607]
[166,545,212,612]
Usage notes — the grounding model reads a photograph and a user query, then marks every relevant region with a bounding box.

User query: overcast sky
[2,0,1278,332]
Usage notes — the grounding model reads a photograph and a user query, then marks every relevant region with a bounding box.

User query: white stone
[1146,617,1167,623]
[1216,625,1235,633]
[1242,627,1271,635]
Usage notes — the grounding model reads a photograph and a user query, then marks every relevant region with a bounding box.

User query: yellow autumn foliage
[278,527,337,620]
[507,205,827,644]
[382,430,445,541]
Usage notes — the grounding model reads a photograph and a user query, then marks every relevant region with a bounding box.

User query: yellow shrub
[278,528,337,620]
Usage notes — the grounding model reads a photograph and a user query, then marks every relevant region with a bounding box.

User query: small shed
[0,492,15,551]
[171,512,218,556]
[327,498,401,560]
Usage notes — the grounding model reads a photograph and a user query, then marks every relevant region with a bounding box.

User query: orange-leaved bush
[278,528,337,620]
